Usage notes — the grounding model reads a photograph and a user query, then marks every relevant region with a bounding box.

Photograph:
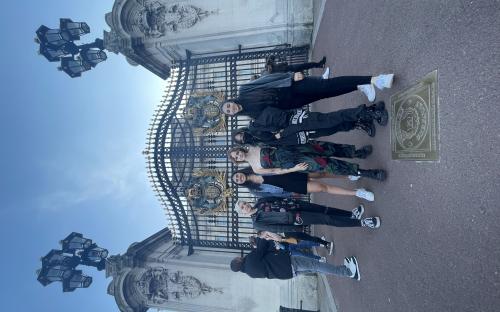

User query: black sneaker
[355,120,376,137]
[361,217,381,229]
[351,204,365,220]
[358,169,387,181]
[354,145,373,159]
[318,56,327,67]
[368,101,388,126]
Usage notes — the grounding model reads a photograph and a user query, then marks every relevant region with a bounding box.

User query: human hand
[293,72,305,81]
[293,162,309,171]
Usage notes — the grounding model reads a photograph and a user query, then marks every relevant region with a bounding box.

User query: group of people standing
[223,56,394,281]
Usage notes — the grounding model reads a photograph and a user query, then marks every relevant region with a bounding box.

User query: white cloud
[37,153,149,213]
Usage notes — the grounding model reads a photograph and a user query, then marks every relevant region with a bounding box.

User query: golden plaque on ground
[391,70,440,161]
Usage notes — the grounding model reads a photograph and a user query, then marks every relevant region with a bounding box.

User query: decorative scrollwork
[182,91,226,135]
[136,267,223,304]
[134,2,216,38]
[185,169,233,215]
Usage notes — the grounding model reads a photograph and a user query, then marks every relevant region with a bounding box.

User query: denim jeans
[290,255,351,277]
[281,240,321,260]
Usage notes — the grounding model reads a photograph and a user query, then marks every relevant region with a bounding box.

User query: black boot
[358,169,387,181]
[367,101,388,126]
[355,120,376,137]
[317,56,327,67]
[354,145,373,159]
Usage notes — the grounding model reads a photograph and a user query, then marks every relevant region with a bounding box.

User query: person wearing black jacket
[262,55,327,75]
[232,126,376,145]
[230,237,360,280]
[234,197,380,233]
[247,102,387,139]
[219,72,394,118]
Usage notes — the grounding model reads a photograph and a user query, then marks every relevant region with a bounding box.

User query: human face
[230,150,246,162]
[239,201,253,214]
[232,173,247,184]
[222,101,241,116]
[234,133,244,143]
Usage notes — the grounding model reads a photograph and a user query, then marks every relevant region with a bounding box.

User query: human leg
[284,59,325,73]
[299,211,362,227]
[284,232,330,246]
[292,76,372,100]
[294,239,321,249]
[299,155,360,176]
[289,249,322,261]
[281,107,366,138]
[294,201,353,217]
[295,141,357,158]
[291,255,353,278]
[307,180,357,197]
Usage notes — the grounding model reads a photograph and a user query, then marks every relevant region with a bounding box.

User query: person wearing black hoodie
[230,237,360,280]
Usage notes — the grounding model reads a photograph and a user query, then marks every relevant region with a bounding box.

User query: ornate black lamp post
[35,18,107,78]
[36,232,108,292]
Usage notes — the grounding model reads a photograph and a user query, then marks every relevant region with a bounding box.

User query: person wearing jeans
[230,237,360,280]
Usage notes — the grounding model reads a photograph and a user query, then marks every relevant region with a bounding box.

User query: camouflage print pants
[264,147,359,175]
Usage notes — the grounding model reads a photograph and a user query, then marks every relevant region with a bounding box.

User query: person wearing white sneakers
[232,153,375,202]
[357,74,395,102]
[220,72,394,119]
[234,198,381,234]
[231,237,361,280]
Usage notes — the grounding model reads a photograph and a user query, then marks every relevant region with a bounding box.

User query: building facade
[107,228,318,312]
[103,0,313,79]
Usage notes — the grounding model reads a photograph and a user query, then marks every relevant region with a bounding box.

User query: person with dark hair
[257,230,334,257]
[227,144,386,181]
[263,55,327,75]
[234,197,377,233]
[232,167,375,201]
[219,72,394,119]
[232,125,377,145]
[248,101,387,139]
[248,233,328,262]
[230,237,360,280]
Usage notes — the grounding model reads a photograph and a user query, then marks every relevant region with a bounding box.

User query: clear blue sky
[0,1,167,311]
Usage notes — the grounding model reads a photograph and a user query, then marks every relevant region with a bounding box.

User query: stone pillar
[103,0,313,79]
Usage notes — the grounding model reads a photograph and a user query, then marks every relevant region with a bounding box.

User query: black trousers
[273,61,324,73]
[284,232,329,245]
[297,211,361,227]
[282,105,367,137]
[293,202,361,227]
[285,76,372,108]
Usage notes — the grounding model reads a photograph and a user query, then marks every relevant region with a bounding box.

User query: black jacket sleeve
[250,107,289,132]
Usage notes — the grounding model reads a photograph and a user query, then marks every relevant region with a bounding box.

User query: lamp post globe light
[60,232,93,252]
[35,18,107,78]
[37,233,108,292]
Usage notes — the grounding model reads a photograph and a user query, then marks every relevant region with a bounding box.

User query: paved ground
[310,1,500,311]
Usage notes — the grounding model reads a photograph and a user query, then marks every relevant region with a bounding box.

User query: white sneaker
[321,67,330,79]
[355,188,375,201]
[357,84,376,102]
[351,204,365,220]
[327,241,334,255]
[361,217,381,229]
[319,256,327,263]
[373,74,394,90]
[344,256,360,281]
[348,175,361,181]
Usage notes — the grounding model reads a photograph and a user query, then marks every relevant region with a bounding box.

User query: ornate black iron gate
[144,44,310,255]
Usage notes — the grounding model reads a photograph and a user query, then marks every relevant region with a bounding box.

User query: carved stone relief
[135,267,223,304]
[133,1,216,38]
